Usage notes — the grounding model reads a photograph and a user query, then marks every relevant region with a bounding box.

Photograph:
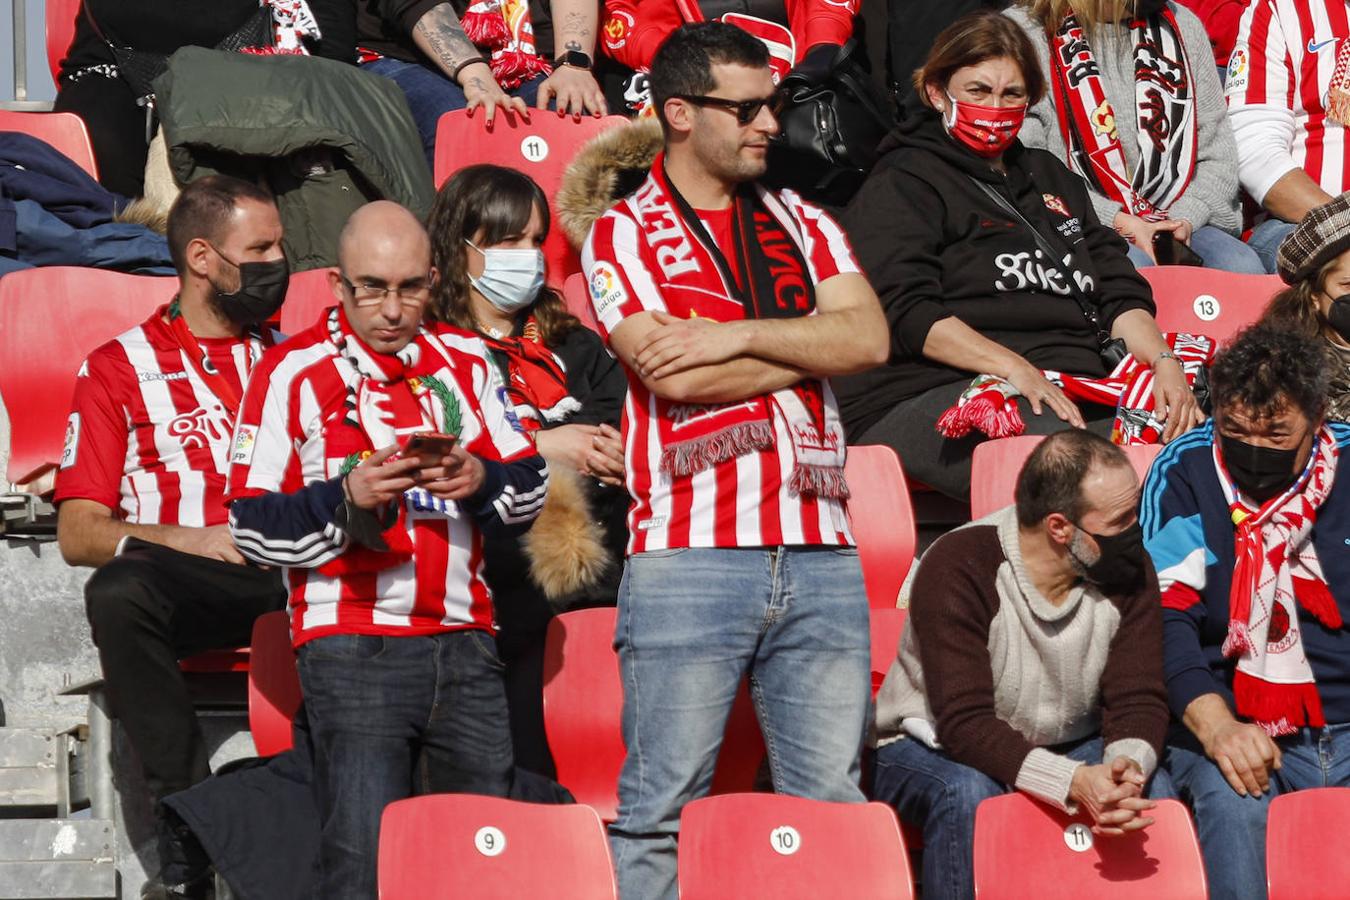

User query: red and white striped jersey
[581,187,858,554]
[54,307,264,526]
[225,311,544,646]
[1226,0,1350,202]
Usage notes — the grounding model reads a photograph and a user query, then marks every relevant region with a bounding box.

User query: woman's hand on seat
[1005,358,1086,428]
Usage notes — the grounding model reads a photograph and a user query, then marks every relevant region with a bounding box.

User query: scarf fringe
[1222,620,1253,658]
[787,464,851,500]
[1233,669,1326,736]
[660,421,774,477]
[935,397,1025,440]
[540,396,583,424]
[462,3,511,44]
[1294,576,1344,630]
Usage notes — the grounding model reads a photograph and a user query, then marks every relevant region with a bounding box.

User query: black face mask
[208,245,289,325]
[1218,433,1302,505]
[1326,293,1350,342]
[1072,521,1147,592]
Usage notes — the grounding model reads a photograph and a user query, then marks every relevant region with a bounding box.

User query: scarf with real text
[320,306,472,576]
[481,316,581,432]
[460,0,551,90]
[629,156,848,498]
[1216,427,1342,736]
[937,332,1214,445]
[1048,10,1198,220]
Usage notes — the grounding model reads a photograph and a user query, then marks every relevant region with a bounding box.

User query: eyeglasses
[674,92,784,126]
[340,274,435,308]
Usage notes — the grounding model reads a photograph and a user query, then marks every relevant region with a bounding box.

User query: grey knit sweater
[875,507,1168,811]
[1005,3,1242,235]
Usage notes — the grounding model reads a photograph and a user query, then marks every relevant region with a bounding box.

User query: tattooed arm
[411,3,529,123]
[536,0,607,115]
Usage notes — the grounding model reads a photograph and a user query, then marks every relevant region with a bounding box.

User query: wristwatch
[553,50,593,70]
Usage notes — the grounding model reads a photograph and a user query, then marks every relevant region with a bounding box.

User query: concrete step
[0,728,58,808]
[0,818,116,898]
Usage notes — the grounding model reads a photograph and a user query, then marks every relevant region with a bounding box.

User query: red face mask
[943,93,1026,158]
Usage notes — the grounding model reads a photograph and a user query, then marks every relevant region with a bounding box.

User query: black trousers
[83,538,285,801]
[52,72,149,199]
[856,380,1115,501]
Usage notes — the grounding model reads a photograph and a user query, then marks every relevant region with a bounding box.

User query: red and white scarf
[1048,10,1198,220]
[238,0,322,57]
[1217,427,1342,736]
[630,156,848,498]
[460,0,551,90]
[480,317,580,432]
[937,332,1214,445]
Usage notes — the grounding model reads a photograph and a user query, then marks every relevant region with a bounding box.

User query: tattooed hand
[460,61,530,125]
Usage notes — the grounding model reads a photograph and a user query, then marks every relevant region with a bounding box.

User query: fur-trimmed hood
[556,118,664,251]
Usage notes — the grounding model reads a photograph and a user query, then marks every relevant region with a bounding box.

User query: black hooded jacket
[833,107,1155,439]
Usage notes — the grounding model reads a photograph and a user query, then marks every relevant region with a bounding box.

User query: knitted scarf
[1048,10,1198,220]
[480,317,580,432]
[630,156,848,498]
[1216,427,1342,736]
[321,307,469,576]
[937,333,1214,445]
[460,0,551,90]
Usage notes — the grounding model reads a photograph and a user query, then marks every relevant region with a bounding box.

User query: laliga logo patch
[1226,47,1249,94]
[232,424,258,465]
[1042,193,1070,217]
[604,10,633,50]
[60,412,81,469]
[589,263,627,316]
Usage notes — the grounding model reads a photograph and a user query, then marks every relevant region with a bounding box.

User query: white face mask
[466,240,545,315]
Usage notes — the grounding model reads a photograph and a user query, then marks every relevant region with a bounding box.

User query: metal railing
[5,0,56,110]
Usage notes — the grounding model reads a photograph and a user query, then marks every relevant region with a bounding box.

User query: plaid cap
[1277,192,1350,284]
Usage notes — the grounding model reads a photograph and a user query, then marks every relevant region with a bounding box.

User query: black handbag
[968,176,1130,370]
[765,39,895,207]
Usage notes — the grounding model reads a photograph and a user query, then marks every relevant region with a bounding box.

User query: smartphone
[1152,230,1205,267]
[402,431,458,459]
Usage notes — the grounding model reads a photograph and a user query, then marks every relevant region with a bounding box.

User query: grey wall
[2,0,61,103]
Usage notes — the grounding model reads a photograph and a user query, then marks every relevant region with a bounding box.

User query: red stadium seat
[869,606,907,699]
[970,436,1162,520]
[1142,266,1281,346]
[1267,788,1350,900]
[678,794,914,900]
[541,607,765,822]
[973,794,1206,899]
[845,445,917,608]
[279,267,337,336]
[0,110,99,180]
[378,794,617,900]
[247,611,301,757]
[46,0,80,84]
[432,110,629,286]
[0,267,175,486]
[561,271,601,334]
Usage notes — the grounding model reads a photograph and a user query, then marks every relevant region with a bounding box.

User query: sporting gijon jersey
[53,308,265,527]
[225,310,545,646]
[1227,0,1350,202]
[581,184,859,554]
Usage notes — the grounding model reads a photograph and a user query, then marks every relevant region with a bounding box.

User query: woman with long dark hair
[427,163,627,776]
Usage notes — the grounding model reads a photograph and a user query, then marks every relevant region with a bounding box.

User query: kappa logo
[137,370,189,384]
[589,263,629,316]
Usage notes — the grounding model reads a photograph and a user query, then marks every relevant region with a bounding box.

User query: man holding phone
[224,201,548,898]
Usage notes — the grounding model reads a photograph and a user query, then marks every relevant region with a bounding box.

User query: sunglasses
[674,92,785,126]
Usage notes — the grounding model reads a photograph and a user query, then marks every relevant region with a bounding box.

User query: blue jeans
[298,630,514,899]
[1163,723,1350,900]
[1245,218,1297,275]
[1126,224,1266,274]
[361,57,544,167]
[874,735,1176,900]
[610,546,872,900]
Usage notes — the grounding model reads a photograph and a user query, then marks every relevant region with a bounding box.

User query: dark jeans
[53,72,148,198]
[83,538,285,801]
[856,380,1116,500]
[874,735,1176,900]
[360,57,544,167]
[298,629,514,899]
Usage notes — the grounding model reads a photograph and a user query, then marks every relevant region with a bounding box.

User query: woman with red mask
[834,10,1204,501]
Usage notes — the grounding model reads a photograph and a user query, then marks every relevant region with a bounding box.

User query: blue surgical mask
[466,240,545,315]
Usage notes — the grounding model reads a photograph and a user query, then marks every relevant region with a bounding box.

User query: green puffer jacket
[155,47,433,270]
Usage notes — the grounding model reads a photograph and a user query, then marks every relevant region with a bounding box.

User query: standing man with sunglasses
[225,201,548,898]
[580,22,888,900]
